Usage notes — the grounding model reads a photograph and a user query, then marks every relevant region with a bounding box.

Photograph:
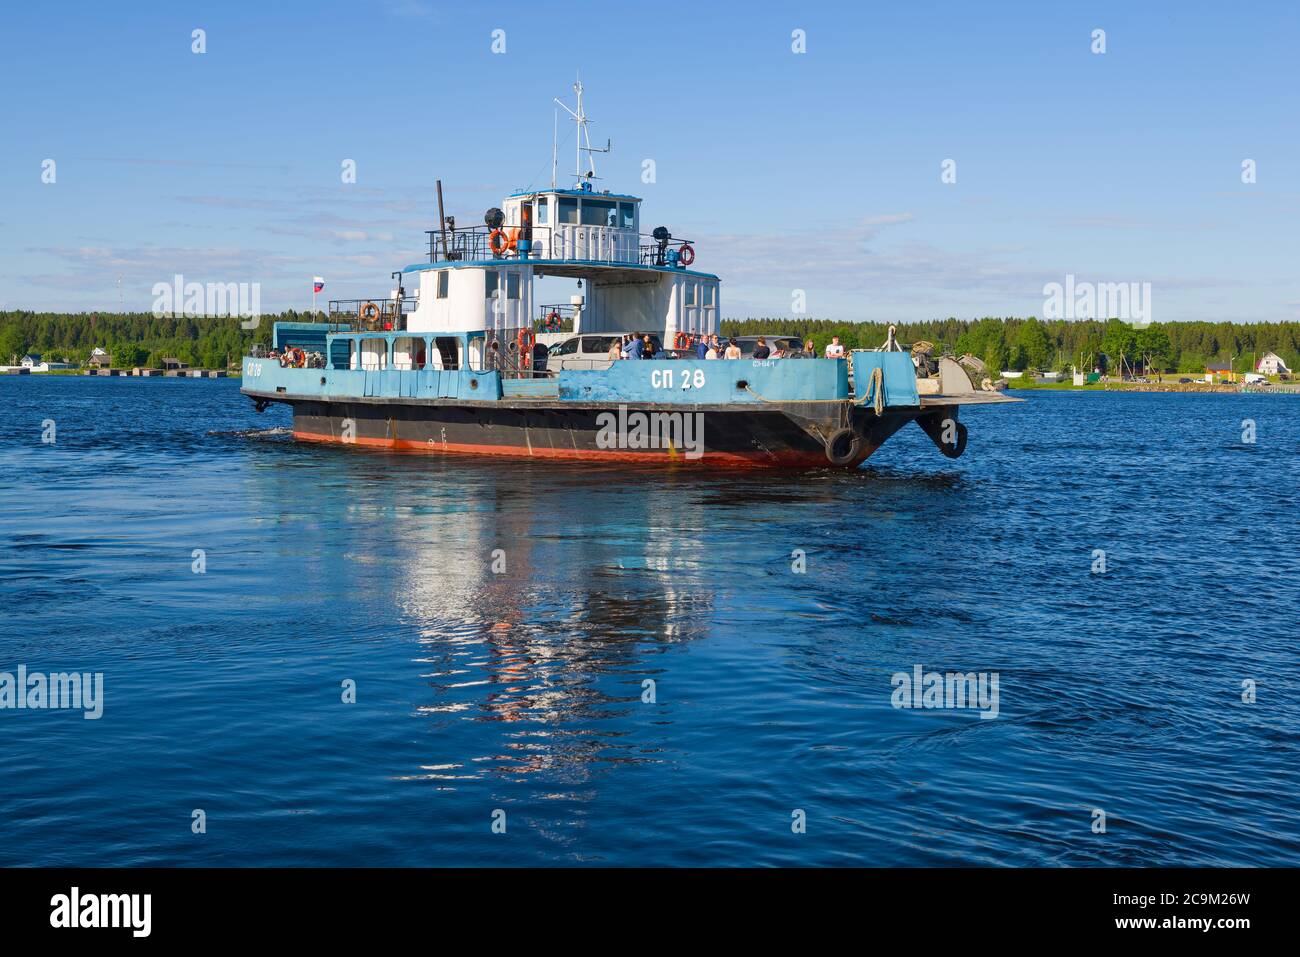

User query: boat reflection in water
[294,454,718,784]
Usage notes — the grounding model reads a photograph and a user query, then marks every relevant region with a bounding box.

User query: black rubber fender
[824,427,863,466]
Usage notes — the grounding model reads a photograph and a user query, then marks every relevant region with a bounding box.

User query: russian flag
[313,276,324,293]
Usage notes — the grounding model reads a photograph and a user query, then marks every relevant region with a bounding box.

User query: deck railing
[326,298,415,333]
[424,224,697,268]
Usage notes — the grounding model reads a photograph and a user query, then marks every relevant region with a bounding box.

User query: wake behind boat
[241,83,1017,468]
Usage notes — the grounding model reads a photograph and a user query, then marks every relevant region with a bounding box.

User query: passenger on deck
[694,335,709,359]
[724,339,742,360]
[803,338,817,359]
[709,334,723,356]
[824,336,846,358]
[641,335,656,359]
[622,334,643,361]
[607,339,622,361]
[752,337,770,360]
[705,342,719,359]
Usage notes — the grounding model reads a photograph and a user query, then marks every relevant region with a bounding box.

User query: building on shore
[1257,351,1291,376]
[89,348,112,369]
[13,354,73,372]
[1205,361,1237,383]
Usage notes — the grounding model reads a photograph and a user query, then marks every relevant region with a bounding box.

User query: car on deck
[547,334,666,371]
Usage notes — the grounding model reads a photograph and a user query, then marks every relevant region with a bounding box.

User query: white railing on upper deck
[536,225,639,264]
[424,225,696,268]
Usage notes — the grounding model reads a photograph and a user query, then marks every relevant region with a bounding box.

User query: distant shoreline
[1009,381,1297,395]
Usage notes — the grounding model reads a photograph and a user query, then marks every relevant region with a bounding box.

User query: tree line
[3,309,1298,374]
[0,310,284,369]
[719,317,1300,374]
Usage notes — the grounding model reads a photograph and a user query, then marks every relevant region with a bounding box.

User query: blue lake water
[0,376,1296,866]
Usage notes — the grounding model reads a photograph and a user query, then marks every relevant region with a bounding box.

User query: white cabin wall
[407,266,532,334]
[669,275,719,338]
[589,282,660,333]
[483,265,531,335]
[583,273,720,339]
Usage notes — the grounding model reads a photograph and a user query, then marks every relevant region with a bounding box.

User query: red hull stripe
[291,429,830,468]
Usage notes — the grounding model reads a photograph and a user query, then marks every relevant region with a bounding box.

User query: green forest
[720,316,1300,374]
[3,309,1298,375]
[0,310,282,370]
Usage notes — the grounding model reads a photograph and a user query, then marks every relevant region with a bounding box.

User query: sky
[1,0,1297,323]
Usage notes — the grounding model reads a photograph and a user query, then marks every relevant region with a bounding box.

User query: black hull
[283,397,920,468]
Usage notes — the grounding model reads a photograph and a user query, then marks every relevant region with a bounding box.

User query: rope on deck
[855,366,885,415]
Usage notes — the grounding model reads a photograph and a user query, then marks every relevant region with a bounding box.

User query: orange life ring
[358,301,381,324]
[517,328,534,352]
[674,331,689,350]
[678,244,695,267]
[489,229,511,255]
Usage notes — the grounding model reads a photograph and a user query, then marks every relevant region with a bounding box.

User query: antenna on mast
[551,106,558,189]
[554,76,610,189]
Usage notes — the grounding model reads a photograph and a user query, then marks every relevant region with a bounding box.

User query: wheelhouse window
[685,282,698,306]
[558,198,578,224]
[436,271,449,299]
[619,202,635,229]
[484,270,499,298]
[703,283,716,306]
[506,271,520,300]
[581,198,616,227]
[537,196,549,224]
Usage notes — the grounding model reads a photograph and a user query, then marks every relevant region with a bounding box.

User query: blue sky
[2,0,1297,322]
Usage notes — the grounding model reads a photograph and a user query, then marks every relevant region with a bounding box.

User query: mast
[554,76,610,188]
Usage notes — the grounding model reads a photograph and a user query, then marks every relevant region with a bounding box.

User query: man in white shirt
[824,336,846,358]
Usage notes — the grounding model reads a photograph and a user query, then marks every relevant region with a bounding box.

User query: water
[1,376,1296,866]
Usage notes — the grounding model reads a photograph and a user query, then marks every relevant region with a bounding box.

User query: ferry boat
[241,84,1016,468]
